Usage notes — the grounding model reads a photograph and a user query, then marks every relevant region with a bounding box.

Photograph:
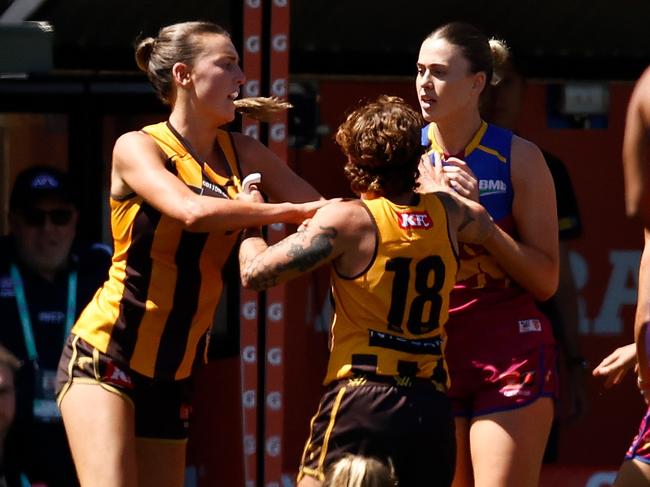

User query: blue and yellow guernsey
[422,121,518,311]
[422,121,555,363]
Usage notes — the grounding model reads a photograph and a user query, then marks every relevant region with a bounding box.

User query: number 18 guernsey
[324,194,458,390]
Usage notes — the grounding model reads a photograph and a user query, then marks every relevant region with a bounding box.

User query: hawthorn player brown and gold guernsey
[325,193,458,390]
[72,122,243,380]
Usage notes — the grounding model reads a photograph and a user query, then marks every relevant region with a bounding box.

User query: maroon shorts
[448,344,557,418]
[625,407,650,464]
[298,374,455,487]
[56,334,192,440]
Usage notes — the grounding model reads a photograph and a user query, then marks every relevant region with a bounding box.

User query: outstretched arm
[233,133,323,203]
[111,131,328,233]
[239,201,367,290]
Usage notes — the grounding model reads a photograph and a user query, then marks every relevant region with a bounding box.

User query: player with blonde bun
[416,22,559,487]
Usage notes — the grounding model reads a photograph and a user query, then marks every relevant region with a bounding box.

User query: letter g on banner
[242,390,256,409]
[242,345,257,364]
[267,347,282,366]
[272,34,288,52]
[244,125,259,139]
[266,391,282,410]
[244,79,260,98]
[242,300,257,320]
[268,302,284,321]
[245,35,260,54]
[270,123,286,143]
[271,78,287,97]
[266,436,281,457]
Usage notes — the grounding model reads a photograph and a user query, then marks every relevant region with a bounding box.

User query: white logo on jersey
[479,179,507,196]
[397,211,433,229]
[201,180,229,199]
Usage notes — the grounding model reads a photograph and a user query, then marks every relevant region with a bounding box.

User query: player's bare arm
[623,67,650,223]
[481,136,559,301]
[434,191,494,248]
[239,201,368,291]
[240,223,338,290]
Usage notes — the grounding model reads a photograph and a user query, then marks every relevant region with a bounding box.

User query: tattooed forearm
[457,204,475,232]
[435,190,494,244]
[240,226,338,291]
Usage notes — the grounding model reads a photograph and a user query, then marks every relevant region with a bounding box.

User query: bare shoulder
[314,199,372,232]
[511,134,545,165]
[510,134,549,183]
[230,131,267,160]
[111,130,170,198]
[632,67,650,121]
[114,129,156,148]
[113,130,161,162]
[637,66,650,92]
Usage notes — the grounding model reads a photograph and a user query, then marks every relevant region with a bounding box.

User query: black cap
[9,165,77,211]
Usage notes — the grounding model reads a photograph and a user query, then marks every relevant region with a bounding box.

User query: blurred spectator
[481,56,586,461]
[0,166,111,487]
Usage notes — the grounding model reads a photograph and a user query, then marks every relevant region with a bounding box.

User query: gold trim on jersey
[426,120,507,162]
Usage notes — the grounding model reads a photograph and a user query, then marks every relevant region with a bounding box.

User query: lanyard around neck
[9,264,77,363]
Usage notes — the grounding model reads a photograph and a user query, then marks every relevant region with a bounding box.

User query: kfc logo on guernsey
[397,211,433,230]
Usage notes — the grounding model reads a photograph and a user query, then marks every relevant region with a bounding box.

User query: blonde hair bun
[488,38,510,85]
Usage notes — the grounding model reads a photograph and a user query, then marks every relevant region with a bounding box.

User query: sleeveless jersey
[422,121,555,362]
[324,194,459,390]
[422,121,521,311]
[72,122,243,380]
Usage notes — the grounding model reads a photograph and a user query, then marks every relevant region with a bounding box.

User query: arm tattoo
[435,190,474,232]
[241,225,338,290]
[457,204,476,232]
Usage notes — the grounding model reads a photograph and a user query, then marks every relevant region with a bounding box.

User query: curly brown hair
[335,95,424,197]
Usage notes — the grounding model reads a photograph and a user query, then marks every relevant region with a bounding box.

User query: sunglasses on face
[20,208,74,227]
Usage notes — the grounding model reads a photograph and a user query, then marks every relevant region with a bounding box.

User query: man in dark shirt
[0,166,111,487]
